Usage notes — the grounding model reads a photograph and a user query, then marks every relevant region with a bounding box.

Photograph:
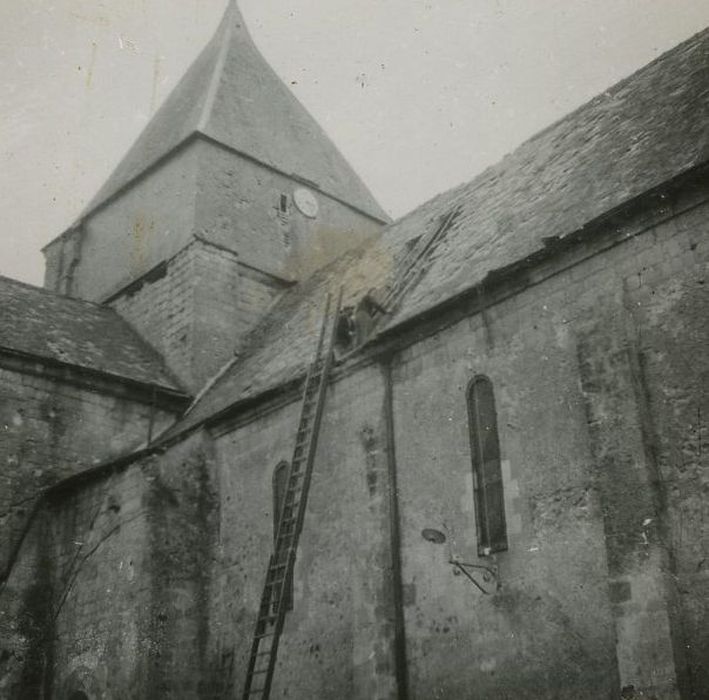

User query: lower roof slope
[0,276,183,392]
[168,26,709,436]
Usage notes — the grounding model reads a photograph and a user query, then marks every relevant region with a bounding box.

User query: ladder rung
[255,631,275,639]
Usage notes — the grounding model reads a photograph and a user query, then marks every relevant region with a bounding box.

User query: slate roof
[166,26,709,437]
[0,276,183,392]
[70,1,388,227]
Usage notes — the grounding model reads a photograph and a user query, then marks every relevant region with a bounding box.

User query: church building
[1,2,708,698]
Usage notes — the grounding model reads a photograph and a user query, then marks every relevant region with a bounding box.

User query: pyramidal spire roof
[79,1,388,222]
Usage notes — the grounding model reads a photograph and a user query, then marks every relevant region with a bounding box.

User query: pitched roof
[0,276,183,392]
[74,1,388,225]
[166,25,709,436]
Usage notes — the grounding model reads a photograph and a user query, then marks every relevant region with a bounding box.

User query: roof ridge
[507,25,709,155]
[196,2,236,132]
[381,25,709,236]
[0,274,112,312]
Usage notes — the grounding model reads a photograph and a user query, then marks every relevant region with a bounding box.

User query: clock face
[293,187,319,218]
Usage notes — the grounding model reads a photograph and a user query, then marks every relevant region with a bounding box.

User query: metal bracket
[449,559,499,595]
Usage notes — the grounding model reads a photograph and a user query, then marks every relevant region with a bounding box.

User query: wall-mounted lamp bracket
[449,559,499,595]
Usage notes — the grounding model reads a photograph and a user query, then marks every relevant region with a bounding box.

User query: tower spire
[72,1,387,224]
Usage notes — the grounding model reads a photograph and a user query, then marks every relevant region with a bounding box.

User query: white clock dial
[293,188,319,218]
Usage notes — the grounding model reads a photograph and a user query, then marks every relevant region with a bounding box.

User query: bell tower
[43,1,388,390]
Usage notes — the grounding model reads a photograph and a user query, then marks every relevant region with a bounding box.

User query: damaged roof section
[0,276,183,393]
[167,26,709,437]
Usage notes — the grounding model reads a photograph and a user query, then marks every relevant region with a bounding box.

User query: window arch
[272,461,293,610]
[467,376,507,555]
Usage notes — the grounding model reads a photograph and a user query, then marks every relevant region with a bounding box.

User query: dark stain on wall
[15,517,54,699]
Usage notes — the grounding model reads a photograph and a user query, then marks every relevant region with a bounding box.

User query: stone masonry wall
[0,366,175,577]
[109,238,288,392]
[0,432,217,699]
[194,139,384,280]
[43,143,201,302]
[15,187,707,698]
[210,364,400,700]
[0,366,178,697]
[391,192,707,698]
[207,186,707,698]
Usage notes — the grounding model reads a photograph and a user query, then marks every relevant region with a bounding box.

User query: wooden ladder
[242,289,342,700]
[376,206,461,315]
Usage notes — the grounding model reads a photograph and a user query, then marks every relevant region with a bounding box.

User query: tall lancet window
[467,376,508,555]
[272,461,293,609]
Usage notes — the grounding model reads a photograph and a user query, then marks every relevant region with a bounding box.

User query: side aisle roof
[0,276,184,393]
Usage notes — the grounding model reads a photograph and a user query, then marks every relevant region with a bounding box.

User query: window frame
[466,375,508,556]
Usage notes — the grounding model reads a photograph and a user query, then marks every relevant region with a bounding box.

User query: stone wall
[0,432,217,699]
[43,143,201,301]
[389,190,707,698]
[209,364,400,700]
[0,364,180,697]
[13,185,707,698]
[108,238,289,391]
[203,186,706,698]
[193,139,384,280]
[0,364,176,577]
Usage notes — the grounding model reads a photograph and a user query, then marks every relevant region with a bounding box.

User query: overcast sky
[2,0,709,286]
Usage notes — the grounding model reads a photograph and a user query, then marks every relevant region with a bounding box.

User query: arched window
[467,376,507,555]
[272,461,293,610]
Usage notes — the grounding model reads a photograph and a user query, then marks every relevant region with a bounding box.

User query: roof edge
[0,345,191,408]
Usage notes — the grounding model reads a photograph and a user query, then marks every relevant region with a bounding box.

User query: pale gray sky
[2,0,709,286]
